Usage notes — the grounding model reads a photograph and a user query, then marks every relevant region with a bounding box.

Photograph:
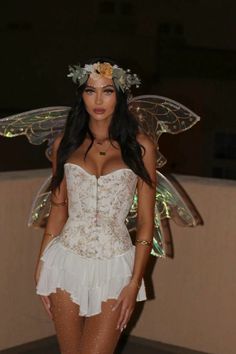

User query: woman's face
[82,75,117,122]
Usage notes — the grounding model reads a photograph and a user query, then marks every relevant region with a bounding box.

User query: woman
[35,57,157,354]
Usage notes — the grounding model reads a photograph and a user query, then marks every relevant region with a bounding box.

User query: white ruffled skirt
[36,237,147,317]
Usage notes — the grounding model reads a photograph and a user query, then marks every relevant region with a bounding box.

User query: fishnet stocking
[50,289,123,354]
[49,289,84,354]
[80,299,122,354]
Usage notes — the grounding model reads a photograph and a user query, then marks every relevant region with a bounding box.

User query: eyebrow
[85,84,115,89]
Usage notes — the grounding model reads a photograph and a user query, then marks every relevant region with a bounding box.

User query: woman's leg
[80,299,123,354]
[49,288,84,354]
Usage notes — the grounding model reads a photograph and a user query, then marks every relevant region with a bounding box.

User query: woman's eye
[104,89,114,94]
[84,89,94,94]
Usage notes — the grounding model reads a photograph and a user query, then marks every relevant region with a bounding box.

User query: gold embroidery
[58,164,138,259]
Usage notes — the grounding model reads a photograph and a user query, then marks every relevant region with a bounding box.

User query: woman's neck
[88,120,110,141]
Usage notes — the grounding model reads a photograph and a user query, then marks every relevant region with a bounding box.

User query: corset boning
[59,163,138,259]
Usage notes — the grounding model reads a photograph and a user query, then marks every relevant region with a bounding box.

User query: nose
[95,91,103,105]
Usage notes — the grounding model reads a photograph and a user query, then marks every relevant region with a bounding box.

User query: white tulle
[36,236,146,317]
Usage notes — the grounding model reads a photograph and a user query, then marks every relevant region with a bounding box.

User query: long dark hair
[51,57,154,192]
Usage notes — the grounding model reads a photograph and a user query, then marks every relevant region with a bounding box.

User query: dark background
[0,0,235,179]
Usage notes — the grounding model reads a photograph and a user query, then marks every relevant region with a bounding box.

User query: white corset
[59,162,138,259]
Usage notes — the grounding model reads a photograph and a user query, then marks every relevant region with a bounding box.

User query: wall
[132,174,236,354]
[0,169,235,354]
[0,170,55,348]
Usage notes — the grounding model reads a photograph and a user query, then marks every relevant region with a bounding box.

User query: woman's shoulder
[136,132,157,151]
[50,134,64,162]
[52,133,64,150]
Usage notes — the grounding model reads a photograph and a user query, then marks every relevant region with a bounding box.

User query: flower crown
[67,62,141,92]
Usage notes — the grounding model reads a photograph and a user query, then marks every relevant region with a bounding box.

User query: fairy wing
[0,106,70,160]
[0,106,69,228]
[128,95,201,168]
[28,175,52,228]
[126,171,202,257]
[126,95,201,256]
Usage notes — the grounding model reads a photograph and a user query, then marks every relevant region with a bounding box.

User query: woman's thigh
[49,288,84,354]
[80,299,123,354]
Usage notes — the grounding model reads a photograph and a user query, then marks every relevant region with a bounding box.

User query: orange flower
[99,62,113,79]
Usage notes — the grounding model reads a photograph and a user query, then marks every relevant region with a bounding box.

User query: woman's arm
[35,134,68,265]
[112,133,157,330]
[129,133,157,288]
[34,134,68,318]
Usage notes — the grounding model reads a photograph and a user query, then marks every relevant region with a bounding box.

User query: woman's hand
[112,282,139,331]
[39,295,53,320]
[34,260,53,320]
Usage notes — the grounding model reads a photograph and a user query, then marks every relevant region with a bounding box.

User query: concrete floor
[0,335,207,354]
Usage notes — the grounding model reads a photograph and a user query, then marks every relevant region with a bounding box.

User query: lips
[93,108,106,114]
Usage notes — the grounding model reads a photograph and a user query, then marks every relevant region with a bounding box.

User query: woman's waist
[58,232,132,259]
[42,235,134,261]
[67,211,127,224]
[63,215,127,231]
[57,218,131,259]
[60,221,130,241]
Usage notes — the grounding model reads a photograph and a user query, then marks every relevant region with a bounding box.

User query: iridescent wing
[128,95,201,168]
[0,106,70,159]
[28,175,52,228]
[126,171,202,257]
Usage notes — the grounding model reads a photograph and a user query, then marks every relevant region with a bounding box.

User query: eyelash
[84,89,114,94]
